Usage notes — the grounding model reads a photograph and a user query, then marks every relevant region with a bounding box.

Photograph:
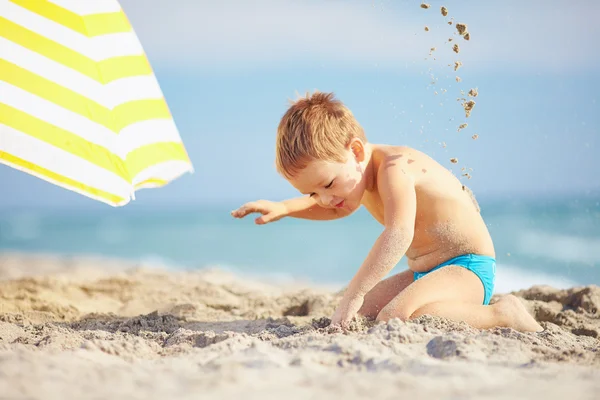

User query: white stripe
[106,75,165,107]
[92,32,144,60]
[2,1,144,61]
[46,0,122,16]
[132,160,193,186]
[0,81,116,152]
[0,124,132,199]
[118,120,184,158]
[0,38,164,108]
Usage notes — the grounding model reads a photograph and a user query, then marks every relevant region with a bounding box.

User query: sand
[0,252,599,400]
[463,100,476,118]
[456,23,468,36]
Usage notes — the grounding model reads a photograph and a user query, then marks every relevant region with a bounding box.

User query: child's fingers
[230,207,247,217]
[255,212,276,225]
[231,202,264,217]
[254,214,269,224]
[231,203,256,217]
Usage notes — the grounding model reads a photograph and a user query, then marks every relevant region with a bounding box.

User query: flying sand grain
[456,23,468,36]
[463,100,475,118]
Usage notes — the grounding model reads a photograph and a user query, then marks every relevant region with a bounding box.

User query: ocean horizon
[1,193,598,294]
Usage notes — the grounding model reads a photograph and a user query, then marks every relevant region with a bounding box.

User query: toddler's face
[287,149,367,214]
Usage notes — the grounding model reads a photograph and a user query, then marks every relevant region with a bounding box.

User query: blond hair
[275,91,367,179]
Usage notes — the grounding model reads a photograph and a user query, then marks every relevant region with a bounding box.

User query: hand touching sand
[231,200,288,225]
[331,295,364,328]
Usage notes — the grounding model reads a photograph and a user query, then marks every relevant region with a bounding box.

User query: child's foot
[494,294,544,333]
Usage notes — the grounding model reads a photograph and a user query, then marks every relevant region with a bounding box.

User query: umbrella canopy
[0,0,194,206]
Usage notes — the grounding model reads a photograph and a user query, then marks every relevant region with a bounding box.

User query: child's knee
[375,304,413,323]
[357,303,379,319]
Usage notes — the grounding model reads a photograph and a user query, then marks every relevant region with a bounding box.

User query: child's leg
[410,296,543,332]
[357,269,414,319]
[375,266,543,332]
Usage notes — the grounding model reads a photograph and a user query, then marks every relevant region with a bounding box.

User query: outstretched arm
[331,159,417,325]
[232,195,343,224]
[283,196,344,220]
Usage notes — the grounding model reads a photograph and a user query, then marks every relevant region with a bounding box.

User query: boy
[231,91,543,333]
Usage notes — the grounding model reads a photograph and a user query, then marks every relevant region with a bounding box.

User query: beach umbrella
[0,0,194,206]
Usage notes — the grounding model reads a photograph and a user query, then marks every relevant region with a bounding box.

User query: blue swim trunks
[413,254,496,305]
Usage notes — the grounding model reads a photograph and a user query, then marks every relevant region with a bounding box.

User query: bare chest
[361,191,385,225]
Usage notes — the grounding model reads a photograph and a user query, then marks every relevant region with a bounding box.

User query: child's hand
[231,200,288,224]
[331,295,364,327]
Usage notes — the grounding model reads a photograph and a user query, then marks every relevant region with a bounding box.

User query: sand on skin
[0,252,599,400]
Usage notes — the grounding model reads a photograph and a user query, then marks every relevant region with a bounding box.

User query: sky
[1,0,599,210]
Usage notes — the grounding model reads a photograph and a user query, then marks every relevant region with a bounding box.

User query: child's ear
[350,139,365,162]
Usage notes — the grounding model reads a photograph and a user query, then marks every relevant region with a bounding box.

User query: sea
[0,196,599,293]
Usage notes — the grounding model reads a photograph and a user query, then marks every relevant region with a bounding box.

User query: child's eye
[309,193,316,197]
[325,179,335,189]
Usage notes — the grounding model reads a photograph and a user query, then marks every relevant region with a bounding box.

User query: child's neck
[362,144,376,192]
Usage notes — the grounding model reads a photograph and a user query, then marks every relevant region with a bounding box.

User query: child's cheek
[341,180,355,197]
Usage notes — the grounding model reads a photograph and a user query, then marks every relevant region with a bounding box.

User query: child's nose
[319,194,333,206]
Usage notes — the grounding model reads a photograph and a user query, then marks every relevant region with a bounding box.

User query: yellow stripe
[135,178,168,189]
[84,11,131,37]
[127,143,190,178]
[113,100,171,132]
[99,56,152,88]
[9,0,131,37]
[0,17,151,83]
[0,150,125,205]
[0,103,129,179]
[0,59,170,132]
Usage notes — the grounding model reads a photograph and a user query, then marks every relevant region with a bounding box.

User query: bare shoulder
[371,145,416,180]
[370,143,479,210]
[371,144,444,177]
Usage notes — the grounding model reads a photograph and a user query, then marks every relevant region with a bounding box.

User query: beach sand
[0,252,598,400]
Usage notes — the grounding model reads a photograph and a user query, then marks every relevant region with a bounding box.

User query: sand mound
[0,252,598,400]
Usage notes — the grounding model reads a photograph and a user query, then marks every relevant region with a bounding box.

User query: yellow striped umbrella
[0,0,194,206]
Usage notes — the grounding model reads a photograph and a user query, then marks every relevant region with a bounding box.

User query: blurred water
[0,197,598,292]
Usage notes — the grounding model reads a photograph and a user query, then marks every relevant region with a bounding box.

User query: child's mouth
[335,200,345,208]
